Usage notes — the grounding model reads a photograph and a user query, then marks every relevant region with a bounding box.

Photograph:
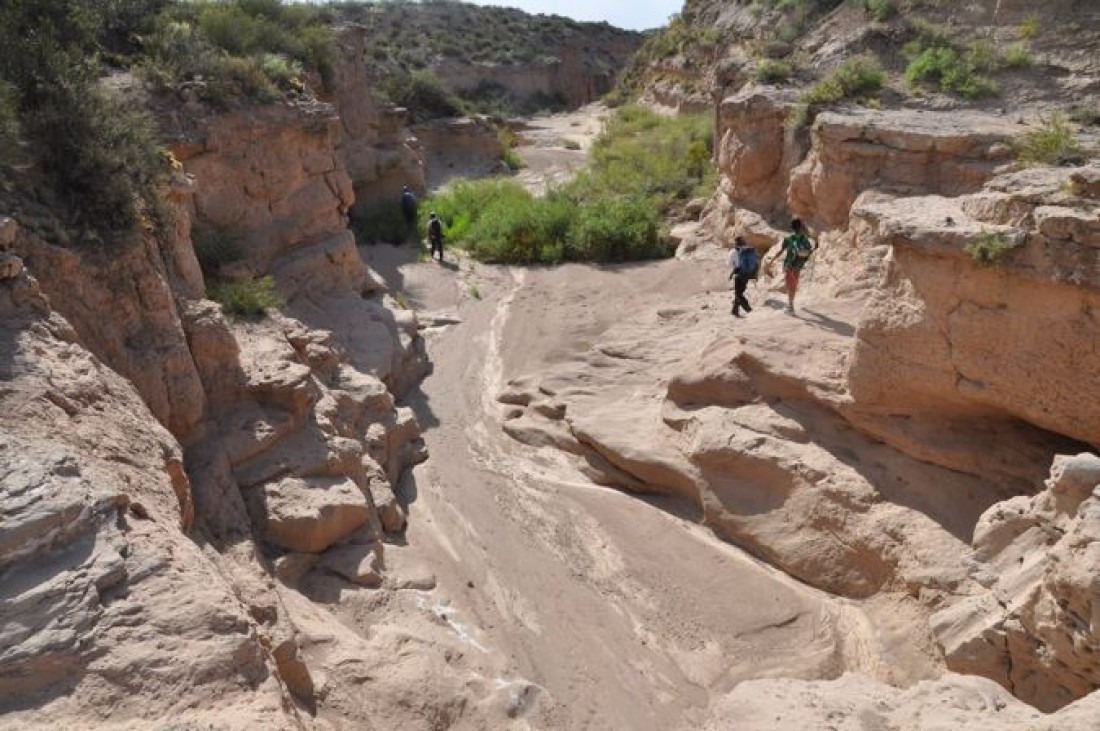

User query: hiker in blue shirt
[728,236,758,317]
[400,185,418,242]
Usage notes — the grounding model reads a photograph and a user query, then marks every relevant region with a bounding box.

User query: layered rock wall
[846,167,1100,446]
[331,26,424,211]
[1,76,431,724]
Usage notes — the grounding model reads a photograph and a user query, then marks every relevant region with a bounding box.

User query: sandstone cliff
[492,0,1099,717]
[0,36,522,722]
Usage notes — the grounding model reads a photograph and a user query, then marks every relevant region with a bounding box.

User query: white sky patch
[434,0,680,31]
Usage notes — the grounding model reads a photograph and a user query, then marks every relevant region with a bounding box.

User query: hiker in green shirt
[765,218,816,314]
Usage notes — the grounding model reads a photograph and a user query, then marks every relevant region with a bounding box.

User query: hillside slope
[336,1,643,117]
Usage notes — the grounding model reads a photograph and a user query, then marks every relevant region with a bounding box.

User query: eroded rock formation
[0,55,463,724]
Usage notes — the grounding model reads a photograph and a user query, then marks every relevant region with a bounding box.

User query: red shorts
[784,267,801,292]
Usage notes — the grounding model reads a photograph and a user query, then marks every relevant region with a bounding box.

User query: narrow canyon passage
[362,245,926,729]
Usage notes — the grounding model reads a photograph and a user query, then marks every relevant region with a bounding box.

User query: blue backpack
[737,246,759,279]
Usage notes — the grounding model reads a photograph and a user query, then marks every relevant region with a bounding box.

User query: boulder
[931,453,1100,712]
[320,542,384,587]
[250,476,372,553]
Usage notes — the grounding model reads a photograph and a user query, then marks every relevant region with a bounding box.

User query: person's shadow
[799,308,856,337]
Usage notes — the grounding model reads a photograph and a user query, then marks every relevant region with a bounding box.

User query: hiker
[727,236,758,317]
[427,212,444,263]
[400,185,418,242]
[765,218,815,314]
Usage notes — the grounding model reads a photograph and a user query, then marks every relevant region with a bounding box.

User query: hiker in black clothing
[400,185,418,242]
[728,236,758,317]
[427,212,444,262]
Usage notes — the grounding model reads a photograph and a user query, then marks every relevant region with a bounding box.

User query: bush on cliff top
[0,0,169,237]
[141,0,335,104]
[1015,113,1084,167]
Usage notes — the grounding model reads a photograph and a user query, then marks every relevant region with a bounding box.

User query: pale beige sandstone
[931,453,1100,712]
[845,165,1100,446]
[248,476,372,553]
[788,109,1020,229]
[699,672,1100,731]
[713,88,806,218]
[0,248,298,729]
[13,228,208,441]
[3,81,436,726]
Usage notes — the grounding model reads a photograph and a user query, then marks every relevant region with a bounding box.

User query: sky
[464,1,682,31]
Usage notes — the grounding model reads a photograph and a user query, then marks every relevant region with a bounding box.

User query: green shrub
[0,0,170,235]
[905,46,999,99]
[381,70,466,122]
[420,106,711,265]
[964,233,1011,266]
[755,59,793,84]
[908,17,952,47]
[864,0,895,22]
[965,39,998,75]
[208,275,284,319]
[1015,113,1083,166]
[568,197,665,262]
[502,147,525,171]
[459,186,572,263]
[803,55,885,105]
[1003,43,1032,69]
[1017,13,1040,40]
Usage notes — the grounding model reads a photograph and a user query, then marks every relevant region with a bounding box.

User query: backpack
[737,246,759,279]
[401,191,417,215]
[428,218,443,240]
[791,234,812,260]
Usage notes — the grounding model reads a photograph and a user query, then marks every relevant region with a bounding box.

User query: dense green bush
[569,197,663,262]
[803,54,886,105]
[901,20,1014,100]
[208,275,284,319]
[905,45,999,99]
[421,106,713,264]
[141,0,335,102]
[755,59,793,84]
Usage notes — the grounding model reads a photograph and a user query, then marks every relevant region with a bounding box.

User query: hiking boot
[786,304,795,314]
[743,302,753,313]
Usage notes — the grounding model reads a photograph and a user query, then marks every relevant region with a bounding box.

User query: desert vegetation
[336,1,637,118]
[0,0,338,239]
[421,105,714,264]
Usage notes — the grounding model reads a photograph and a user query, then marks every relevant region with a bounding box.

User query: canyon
[1,1,1099,729]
